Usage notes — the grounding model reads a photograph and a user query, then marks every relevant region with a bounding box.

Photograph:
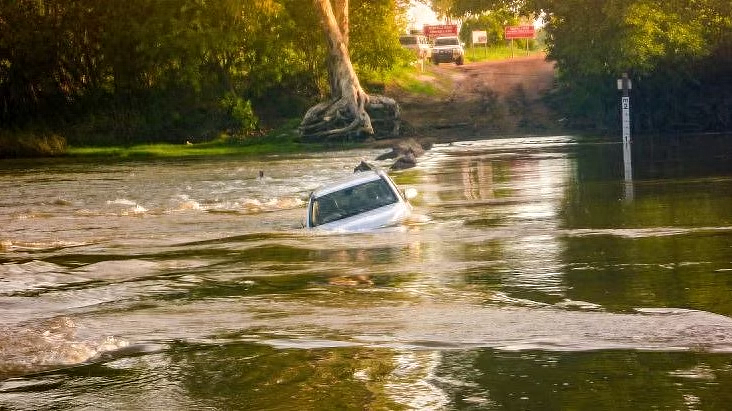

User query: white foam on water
[0,317,130,379]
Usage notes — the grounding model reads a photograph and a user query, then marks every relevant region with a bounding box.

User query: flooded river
[2,135,732,410]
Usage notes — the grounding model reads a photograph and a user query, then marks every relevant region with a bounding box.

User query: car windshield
[399,36,417,45]
[435,37,459,46]
[310,178,398,226]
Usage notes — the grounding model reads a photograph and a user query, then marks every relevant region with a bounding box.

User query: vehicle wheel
[456,57,464,65]
[433,59,439,65]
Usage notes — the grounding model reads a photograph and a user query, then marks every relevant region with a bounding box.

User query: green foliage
[432,0,732,134]
[0,0,412,150]
[459,9,519,45]
[221,94,259,134]
[349,0,413,90]
[539,0,732,132]
[431,0,528,17]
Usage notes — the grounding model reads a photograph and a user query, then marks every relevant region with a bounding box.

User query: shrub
[0,130,67,158]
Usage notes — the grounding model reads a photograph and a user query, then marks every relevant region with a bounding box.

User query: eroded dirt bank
[386,54,559,144]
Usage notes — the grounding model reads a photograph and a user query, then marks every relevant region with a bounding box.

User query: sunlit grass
[67,139,328,158]
[67,137,326,158]
[464,44,543,63]
[387,65,440,96]
[65,119,352,159]
[69,142,280,158]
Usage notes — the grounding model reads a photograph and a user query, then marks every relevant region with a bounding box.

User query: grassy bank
[0,130,67,158]
[3,50,536,160]
[386,65,442,96]
[66,140,332,159]
[464,44,543,63]
[64,119,373,159]
[66,141,296,159]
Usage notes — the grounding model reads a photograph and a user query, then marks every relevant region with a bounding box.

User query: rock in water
[390,151,417,170]
[354,160,373,172]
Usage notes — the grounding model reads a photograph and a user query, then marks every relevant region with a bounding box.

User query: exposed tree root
[299,94,400,141]
[300,0,401,142]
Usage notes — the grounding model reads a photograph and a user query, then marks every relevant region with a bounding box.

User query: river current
[2,135,732,410]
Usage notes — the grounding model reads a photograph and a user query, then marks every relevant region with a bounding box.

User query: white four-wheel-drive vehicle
[399,34,432,61]
[431,36,464,65]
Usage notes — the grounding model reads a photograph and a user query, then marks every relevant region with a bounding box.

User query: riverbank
[20,120,350,160]
[1,54,559,160]
[386,53,559,145]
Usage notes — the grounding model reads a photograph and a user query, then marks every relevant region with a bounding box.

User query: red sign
[423,24,458,39]
[504,25,535,39]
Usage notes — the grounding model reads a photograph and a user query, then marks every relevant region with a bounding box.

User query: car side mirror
[403,188,418,200]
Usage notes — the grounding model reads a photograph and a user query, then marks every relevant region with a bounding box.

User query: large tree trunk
[299,0,400,141]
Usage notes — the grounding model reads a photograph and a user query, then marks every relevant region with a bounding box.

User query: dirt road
[388,54,558,142]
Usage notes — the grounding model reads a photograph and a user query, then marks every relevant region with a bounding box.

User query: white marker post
[617,72,633,200]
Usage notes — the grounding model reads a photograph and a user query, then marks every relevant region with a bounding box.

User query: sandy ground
[386,54,559,143]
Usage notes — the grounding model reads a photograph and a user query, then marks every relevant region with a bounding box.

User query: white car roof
[311,170,384,198]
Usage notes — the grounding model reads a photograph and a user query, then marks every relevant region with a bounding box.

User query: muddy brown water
[2,136,732,410]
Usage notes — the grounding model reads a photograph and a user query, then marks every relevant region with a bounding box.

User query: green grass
[67,138,321,159]
[65,119,354,159]
[67,139,331,159]
[387,65,440,96]
[67,143,264,158]
[464,44,543,63]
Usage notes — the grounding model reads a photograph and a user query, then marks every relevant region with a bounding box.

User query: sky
[406,0,440,30]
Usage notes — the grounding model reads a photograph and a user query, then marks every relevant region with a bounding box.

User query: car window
[435,38,459,46]
[311,178,398,226]
[399,36,417,45]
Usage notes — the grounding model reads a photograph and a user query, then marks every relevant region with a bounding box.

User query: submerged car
[305,168,413,232]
